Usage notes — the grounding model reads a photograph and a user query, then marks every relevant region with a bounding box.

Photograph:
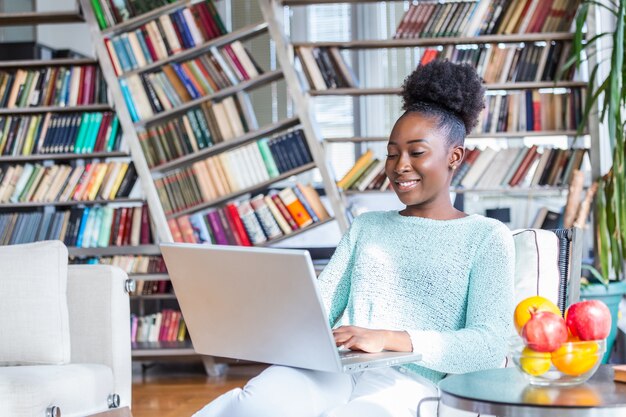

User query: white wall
[0,0,35,43]
[36,0,93,57]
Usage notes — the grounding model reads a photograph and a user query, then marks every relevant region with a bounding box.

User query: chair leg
[417,396,439,417]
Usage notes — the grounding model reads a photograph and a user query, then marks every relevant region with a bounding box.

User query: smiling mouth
[395,179,420,191]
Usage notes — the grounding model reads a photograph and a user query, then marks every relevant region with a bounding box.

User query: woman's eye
[386,154,398,158]
[411,152,425,157]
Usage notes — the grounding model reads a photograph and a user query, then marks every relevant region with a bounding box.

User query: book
[249,194,282,239]
[278,187,313,228]
[337,149,374,190]
[236,200,267,244]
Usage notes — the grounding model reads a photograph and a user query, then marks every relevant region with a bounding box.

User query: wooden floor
[131,361,267,417]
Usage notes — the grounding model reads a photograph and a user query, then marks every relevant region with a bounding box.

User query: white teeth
[399,181,417,187]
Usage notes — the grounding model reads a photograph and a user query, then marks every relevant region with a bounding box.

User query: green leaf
[574,3,589,68]
[583,0,619,14]
[582,263,610,286]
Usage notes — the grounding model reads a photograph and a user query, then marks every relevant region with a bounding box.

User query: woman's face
[385,112,464,214]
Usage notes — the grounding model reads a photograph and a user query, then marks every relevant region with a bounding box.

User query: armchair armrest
[66,265,132,408]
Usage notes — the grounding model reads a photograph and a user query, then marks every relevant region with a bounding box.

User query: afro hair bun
[401,60,485,134]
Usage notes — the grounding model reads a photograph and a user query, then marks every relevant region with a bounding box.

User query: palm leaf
[597,178,610,279]
[583,0,620,14]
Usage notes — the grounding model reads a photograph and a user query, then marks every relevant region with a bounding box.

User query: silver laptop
[160,243,422,373]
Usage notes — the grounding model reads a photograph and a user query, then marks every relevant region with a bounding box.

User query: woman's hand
[333,326,386,352]
[332,326,414,353]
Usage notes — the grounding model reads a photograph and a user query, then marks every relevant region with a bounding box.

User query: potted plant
[568,0,626,363]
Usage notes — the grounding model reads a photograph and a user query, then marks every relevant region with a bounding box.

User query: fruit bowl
[510,338,606,386]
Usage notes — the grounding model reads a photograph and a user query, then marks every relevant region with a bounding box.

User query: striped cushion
[512,229,561,307]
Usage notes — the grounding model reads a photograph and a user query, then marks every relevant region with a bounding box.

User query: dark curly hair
[401,60,485,146]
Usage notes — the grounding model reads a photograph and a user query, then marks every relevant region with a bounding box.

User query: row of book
[0,203,153,247]
[393,0,580,39]
[68,205,154,248]
[301,42,575,92]
[154,129,313,215]
[73,255,169,297]
[295,46,358,91]
[131,279,172,296]
[91,0,175,29]
[0,162,137,204]
[131,310,187,344]
[0,112,123,156]
[419,41,574,84]
[104,0,228,75]
[169,184,330,246]
[74,254,167,274]
[475,89,583,134]
[139,95,255,168]
[120,41,261,122]
[336,150,388,192]
[0,66,107,109]
[340,146,587,193]
[452,146,587,188]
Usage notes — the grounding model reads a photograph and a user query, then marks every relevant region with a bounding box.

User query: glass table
[438,365,626,417]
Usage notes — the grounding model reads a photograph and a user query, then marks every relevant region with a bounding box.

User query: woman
[194,60,515,417]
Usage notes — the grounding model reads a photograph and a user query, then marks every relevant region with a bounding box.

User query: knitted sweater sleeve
[316,221,357,327]
[406,227,515,374]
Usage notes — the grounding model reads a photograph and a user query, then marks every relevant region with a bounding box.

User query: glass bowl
[510,338,605,386]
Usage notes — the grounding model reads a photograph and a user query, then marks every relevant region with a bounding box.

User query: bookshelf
[0,4,177,370]
[0,11,83,26]
[79,0,350,248]
[269,0,599,229]
[77,0,350,369]
[0,8,158,251]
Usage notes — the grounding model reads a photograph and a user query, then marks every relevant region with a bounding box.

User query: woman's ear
[448,146,465,170]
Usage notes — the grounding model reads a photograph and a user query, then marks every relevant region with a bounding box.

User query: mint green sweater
[317,211,515,383]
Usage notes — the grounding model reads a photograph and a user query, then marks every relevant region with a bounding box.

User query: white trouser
[192,365,442,417]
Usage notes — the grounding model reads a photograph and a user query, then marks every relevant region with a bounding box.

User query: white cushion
[0,364,113,417]
[0,240,70,365]
[511,229,561,306]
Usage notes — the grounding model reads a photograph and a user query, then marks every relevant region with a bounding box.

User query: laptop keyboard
[339,351,364,359]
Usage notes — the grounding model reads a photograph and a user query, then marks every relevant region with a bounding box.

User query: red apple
[565,300,611,341]
[522,311,568,352]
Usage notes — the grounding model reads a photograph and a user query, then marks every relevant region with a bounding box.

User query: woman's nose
[394,154,411,173]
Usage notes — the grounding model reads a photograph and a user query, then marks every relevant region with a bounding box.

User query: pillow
[511,229,561,307]
[0,240,70,365]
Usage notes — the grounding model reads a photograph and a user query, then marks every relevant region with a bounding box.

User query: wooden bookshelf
[131,341,194,357]
[120,22,269,79]
[309,82,587,96]
[259,216,335,246]
[101,0,190,36]
[78,0,351,366]
[264,0,599,233]
[150,116,301,173]
[344,187,571,196]
[293,32,575,49]
[0,198,144,209]
[135,69,285,128]
[129,273,169,281]
[69,244,161,257]
[0,104,113,115]
[131,293,177,300]
[0,151,130,163]
[0,58,97,68]
[167,162,317,219]
[0,11,84,26]
[284,0,403,4]
[324,131,588,143]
